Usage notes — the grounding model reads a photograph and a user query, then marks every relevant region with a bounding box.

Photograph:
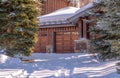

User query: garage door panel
[63,37,70,39]
[56,36,63,39]
[64,47,72,50]
[63,51,72,53]
[56,39,63,42]
[72,36,78,40]
[56,42,62,44]
[55,31,78,53]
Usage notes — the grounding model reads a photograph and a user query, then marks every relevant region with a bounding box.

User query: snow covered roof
[68,2,94,21]
[38,7,80,26]
[38,1,101,27]
[68,1,101,21]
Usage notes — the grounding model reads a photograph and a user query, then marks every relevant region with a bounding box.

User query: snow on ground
[0,53,120,78]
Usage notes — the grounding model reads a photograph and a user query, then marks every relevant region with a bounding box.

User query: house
[41,0,93,15]
[34,0,99,53]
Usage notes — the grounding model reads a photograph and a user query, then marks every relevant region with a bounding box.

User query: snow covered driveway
[0,53,120,78]
[0,69,27,78]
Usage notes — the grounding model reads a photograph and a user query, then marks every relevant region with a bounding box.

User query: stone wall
[74,38,89,52]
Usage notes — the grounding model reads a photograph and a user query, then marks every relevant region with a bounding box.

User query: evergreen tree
[90,0,120,60]
[0,0,41,56]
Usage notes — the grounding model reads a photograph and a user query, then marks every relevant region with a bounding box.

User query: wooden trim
[40,24,76,28]
[67,2,99,22]
[47,31,49,45]
[81,19,84,38]
[52,32,56,52]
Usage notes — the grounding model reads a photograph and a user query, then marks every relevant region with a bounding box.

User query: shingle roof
[38,7,80,26]
[68,2,94,22]
[68,0,101,22]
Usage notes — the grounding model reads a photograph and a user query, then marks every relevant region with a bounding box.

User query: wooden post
[52,32,56,53]
[78,17,83,38]
[83,18,87,38]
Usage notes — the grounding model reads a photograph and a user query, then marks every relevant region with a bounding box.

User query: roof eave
[39,23,76,28]
[67,1,101,22]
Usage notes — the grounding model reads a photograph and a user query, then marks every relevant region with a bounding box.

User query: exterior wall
[34,26,79,53]
[41,0,94,15]
[42,0,69,15]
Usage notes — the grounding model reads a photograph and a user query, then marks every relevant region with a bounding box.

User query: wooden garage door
[55,31,78,53]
